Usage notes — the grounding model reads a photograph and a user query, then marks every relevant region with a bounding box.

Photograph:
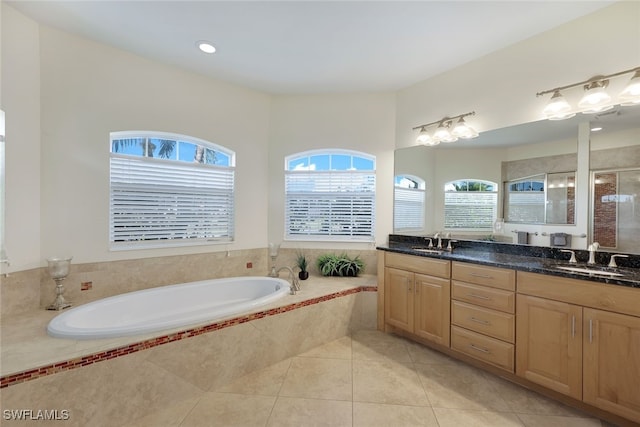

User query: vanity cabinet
[384,252,451,346]
[517,272,640,424]
[450,262,516,372]
[516,294,583,400]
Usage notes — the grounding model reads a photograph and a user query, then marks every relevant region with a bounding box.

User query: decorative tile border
[1,286,376,389]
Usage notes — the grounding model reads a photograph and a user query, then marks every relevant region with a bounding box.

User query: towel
[516,231,528,244]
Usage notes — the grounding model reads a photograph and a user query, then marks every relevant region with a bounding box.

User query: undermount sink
[554,265,624,278]
[411,247,444,255]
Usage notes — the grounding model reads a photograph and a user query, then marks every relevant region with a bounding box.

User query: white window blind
[505,192,545,223]
[285,162,375,241]
[444,192,497,229]
[109,132,235,249]
[394,187,425,231]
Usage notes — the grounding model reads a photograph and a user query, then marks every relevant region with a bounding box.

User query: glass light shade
[433,123,457,143]
[452,118,479,139]
[578,81,613,113]
[451,117,479,139]
[542,90,576,120]
[416,128,432,144]
[618,70,640,106]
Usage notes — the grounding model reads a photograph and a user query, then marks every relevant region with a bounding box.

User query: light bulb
[452,117,479,139]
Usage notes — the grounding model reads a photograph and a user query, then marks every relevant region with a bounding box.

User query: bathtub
[47,276,291,340]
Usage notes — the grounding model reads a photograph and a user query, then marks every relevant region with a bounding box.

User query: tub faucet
[587,242,600,265]
[277,266,300,294]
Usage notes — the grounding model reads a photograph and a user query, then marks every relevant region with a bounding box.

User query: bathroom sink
[411,247,444,255]
[554,266,624,278]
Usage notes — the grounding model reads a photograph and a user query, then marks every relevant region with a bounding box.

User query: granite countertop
[378,235,640,289]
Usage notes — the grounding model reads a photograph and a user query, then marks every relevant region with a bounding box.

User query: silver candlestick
[46,256,73,310]
[268,243,280,277]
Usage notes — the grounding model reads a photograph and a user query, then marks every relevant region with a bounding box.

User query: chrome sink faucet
[424,237,433,248]
[433,232,442,249]
[587,242,600,265]
[608,254,629,268]
[560,249,577,263]
[277,266,300,294]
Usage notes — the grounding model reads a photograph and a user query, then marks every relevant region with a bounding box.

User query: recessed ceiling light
[591,126,603,132]
[196,41,216,54]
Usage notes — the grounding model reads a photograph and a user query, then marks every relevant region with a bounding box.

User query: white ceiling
[7,0,614,95]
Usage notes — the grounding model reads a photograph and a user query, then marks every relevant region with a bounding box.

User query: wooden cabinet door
[583,308,640,424]
[516,294,583,400]
[384,268,414,332]
[414,273,450,346]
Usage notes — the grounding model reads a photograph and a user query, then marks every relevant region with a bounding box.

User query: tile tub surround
[1,248,377,318]
[1,277,376,425]
[1,274,377,378]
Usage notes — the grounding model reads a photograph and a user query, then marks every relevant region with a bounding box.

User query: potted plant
[296,252,309,280]
[317,253,364,277]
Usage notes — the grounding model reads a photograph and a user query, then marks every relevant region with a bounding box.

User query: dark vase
[298,270,309,280]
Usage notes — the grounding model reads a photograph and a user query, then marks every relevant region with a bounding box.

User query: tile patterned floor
[130,330,616,427]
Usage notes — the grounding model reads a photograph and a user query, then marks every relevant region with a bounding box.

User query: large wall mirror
[393,104,640,253]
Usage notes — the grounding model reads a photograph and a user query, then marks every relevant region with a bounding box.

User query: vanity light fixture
[412,111,478,146]
[537,66,640,120]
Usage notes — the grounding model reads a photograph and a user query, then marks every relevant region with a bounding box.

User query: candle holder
[268,243,280,277]
[46,257,73,310]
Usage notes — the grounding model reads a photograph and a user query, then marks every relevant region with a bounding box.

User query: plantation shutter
[505,192,546,223]
[394,187,425,230]
[110,154,234,246]
[285,169,375,240]
[444,192,497,229]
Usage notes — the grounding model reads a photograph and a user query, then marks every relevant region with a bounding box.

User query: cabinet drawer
[451,326,514,372]
[385,252,450,278]
[517,271,640,318]
[452,281,515,313]
[451,300,515,343]
[452,262,515,291]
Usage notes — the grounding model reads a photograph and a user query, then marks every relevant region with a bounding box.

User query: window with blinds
[285,150,375,241]
[444,179,497,230]
[109,131,235,249]
[394,175,425,231]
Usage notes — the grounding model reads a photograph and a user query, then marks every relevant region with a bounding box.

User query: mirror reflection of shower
[592,168,640,253]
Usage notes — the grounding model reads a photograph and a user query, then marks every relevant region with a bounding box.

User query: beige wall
[1,4,41,271]
[268,93,397,249]
[395,1,640,149]
[38,26,272,265]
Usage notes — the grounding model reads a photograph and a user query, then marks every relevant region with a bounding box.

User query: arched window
[284,149,376,241]
[444,179,497,230]
[109,131,235,249]
[394,175,425,231]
